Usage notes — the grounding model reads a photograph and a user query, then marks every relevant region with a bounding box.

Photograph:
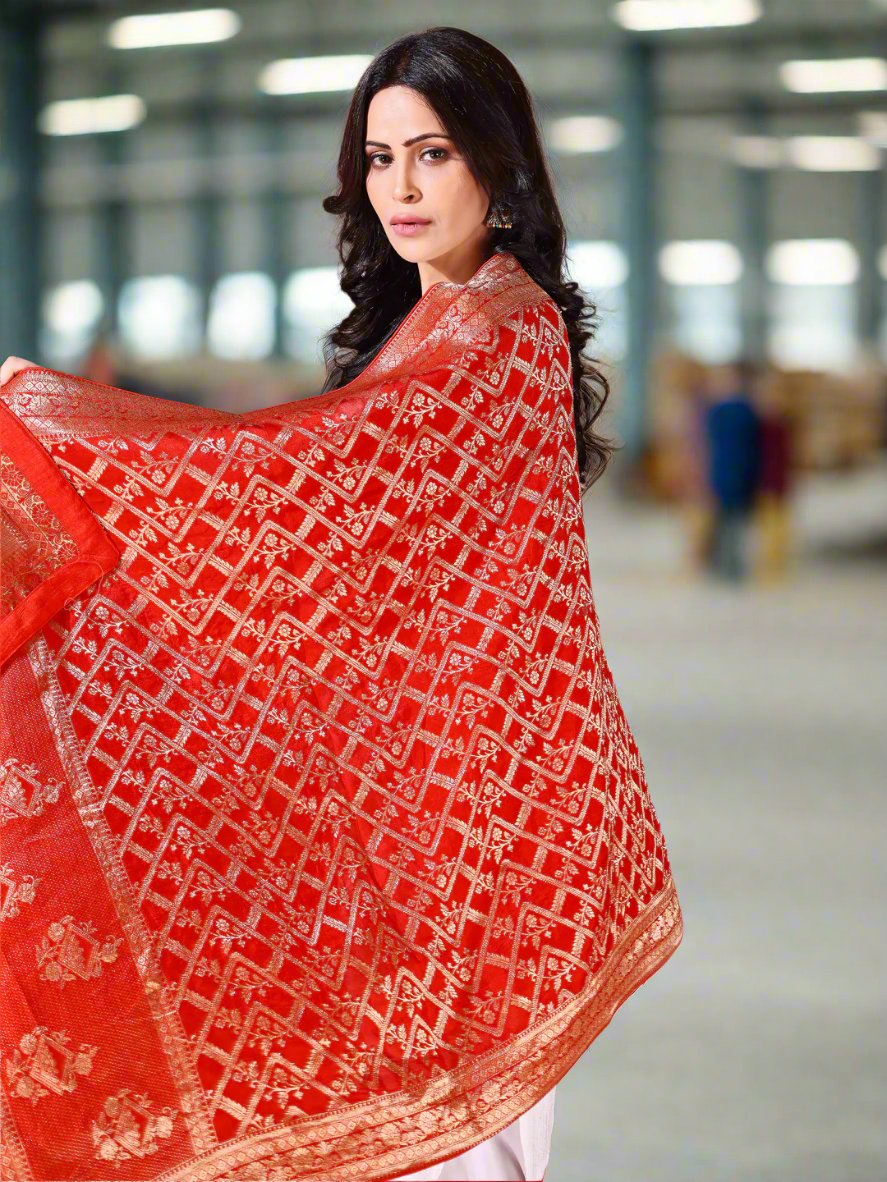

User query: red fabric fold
[0,395,121,668]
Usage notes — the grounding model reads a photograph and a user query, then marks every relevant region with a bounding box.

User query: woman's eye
[368,148,448,168]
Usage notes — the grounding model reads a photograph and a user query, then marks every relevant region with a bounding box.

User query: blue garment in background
[704,395,761,511]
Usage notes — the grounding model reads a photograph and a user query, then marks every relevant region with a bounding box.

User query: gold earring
[485,202,513,229]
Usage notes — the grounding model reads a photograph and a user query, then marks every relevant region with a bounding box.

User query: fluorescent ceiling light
[259,55,373,95]
[858,111,887,146]
[119,275,203,359]
[550,116,622,154]
[729,135,786,168]
[612,0,761,31]
[767,240,859,286]
[39,94,146,135]
[785,136,881,171]
[43,281,104,335]
[107,8,241,49]
[659,241,743,285]
[567,242,629,289]
[780,57,887,93]
[207,272,276,360]
[728,133,883,170]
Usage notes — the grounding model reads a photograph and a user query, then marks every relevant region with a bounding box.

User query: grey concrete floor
[545,460,887,1182]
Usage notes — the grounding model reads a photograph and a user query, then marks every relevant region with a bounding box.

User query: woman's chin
[390,242,435,264]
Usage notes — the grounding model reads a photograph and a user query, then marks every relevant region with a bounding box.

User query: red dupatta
[0,250,682,1181]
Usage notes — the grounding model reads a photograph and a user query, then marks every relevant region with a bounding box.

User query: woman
[0,28,681,1182]
[321,29,612,1182]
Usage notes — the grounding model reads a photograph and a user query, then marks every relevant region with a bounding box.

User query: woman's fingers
[0,356,38,387]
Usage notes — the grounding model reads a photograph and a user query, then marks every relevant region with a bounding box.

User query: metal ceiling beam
[25,7,887,56]
[29,92,886,127]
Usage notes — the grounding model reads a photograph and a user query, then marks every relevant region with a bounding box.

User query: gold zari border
[157,877,683,1181]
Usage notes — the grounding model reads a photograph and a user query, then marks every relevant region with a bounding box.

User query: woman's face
[364,85,492,274]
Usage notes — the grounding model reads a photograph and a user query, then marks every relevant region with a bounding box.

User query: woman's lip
[391,221,431,236]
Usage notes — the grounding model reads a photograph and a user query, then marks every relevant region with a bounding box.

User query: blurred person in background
[702,358,761,583]
[80,329,201,404]
[679,366,715,576]
[82,332,121,386]
[751,371,796,584]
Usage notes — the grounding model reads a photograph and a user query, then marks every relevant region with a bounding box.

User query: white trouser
[390,1084,556,1181]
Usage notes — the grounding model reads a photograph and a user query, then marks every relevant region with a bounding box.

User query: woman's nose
[392,162,419,202]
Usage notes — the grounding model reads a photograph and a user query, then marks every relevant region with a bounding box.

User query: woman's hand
[0,356,38,387]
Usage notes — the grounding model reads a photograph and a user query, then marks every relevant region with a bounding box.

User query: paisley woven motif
[0,250,683,1181]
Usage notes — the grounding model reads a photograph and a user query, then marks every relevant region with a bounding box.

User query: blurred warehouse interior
[2,7,887,1182]
[2,2,887,522]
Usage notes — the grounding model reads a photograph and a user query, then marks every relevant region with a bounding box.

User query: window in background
[282,266,353,366]
[767,239,858,372]
[40,279,105,366]
[207,271,276,359]
[118,275,203,359]
[565,240,628,361]
[659,240,743,364]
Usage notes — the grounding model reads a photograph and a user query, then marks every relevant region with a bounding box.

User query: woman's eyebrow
[364,132,453,149]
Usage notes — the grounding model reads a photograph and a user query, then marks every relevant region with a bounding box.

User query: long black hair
[320,26,614,493]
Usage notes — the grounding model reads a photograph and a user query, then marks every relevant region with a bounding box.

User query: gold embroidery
[30,638,219,1158]
[91,1087,178,1164]
[36,914,123,987]
[0,863,39,919]
[3,1026,97,1104]
[0,451,79,614]
[0,758,62,824]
